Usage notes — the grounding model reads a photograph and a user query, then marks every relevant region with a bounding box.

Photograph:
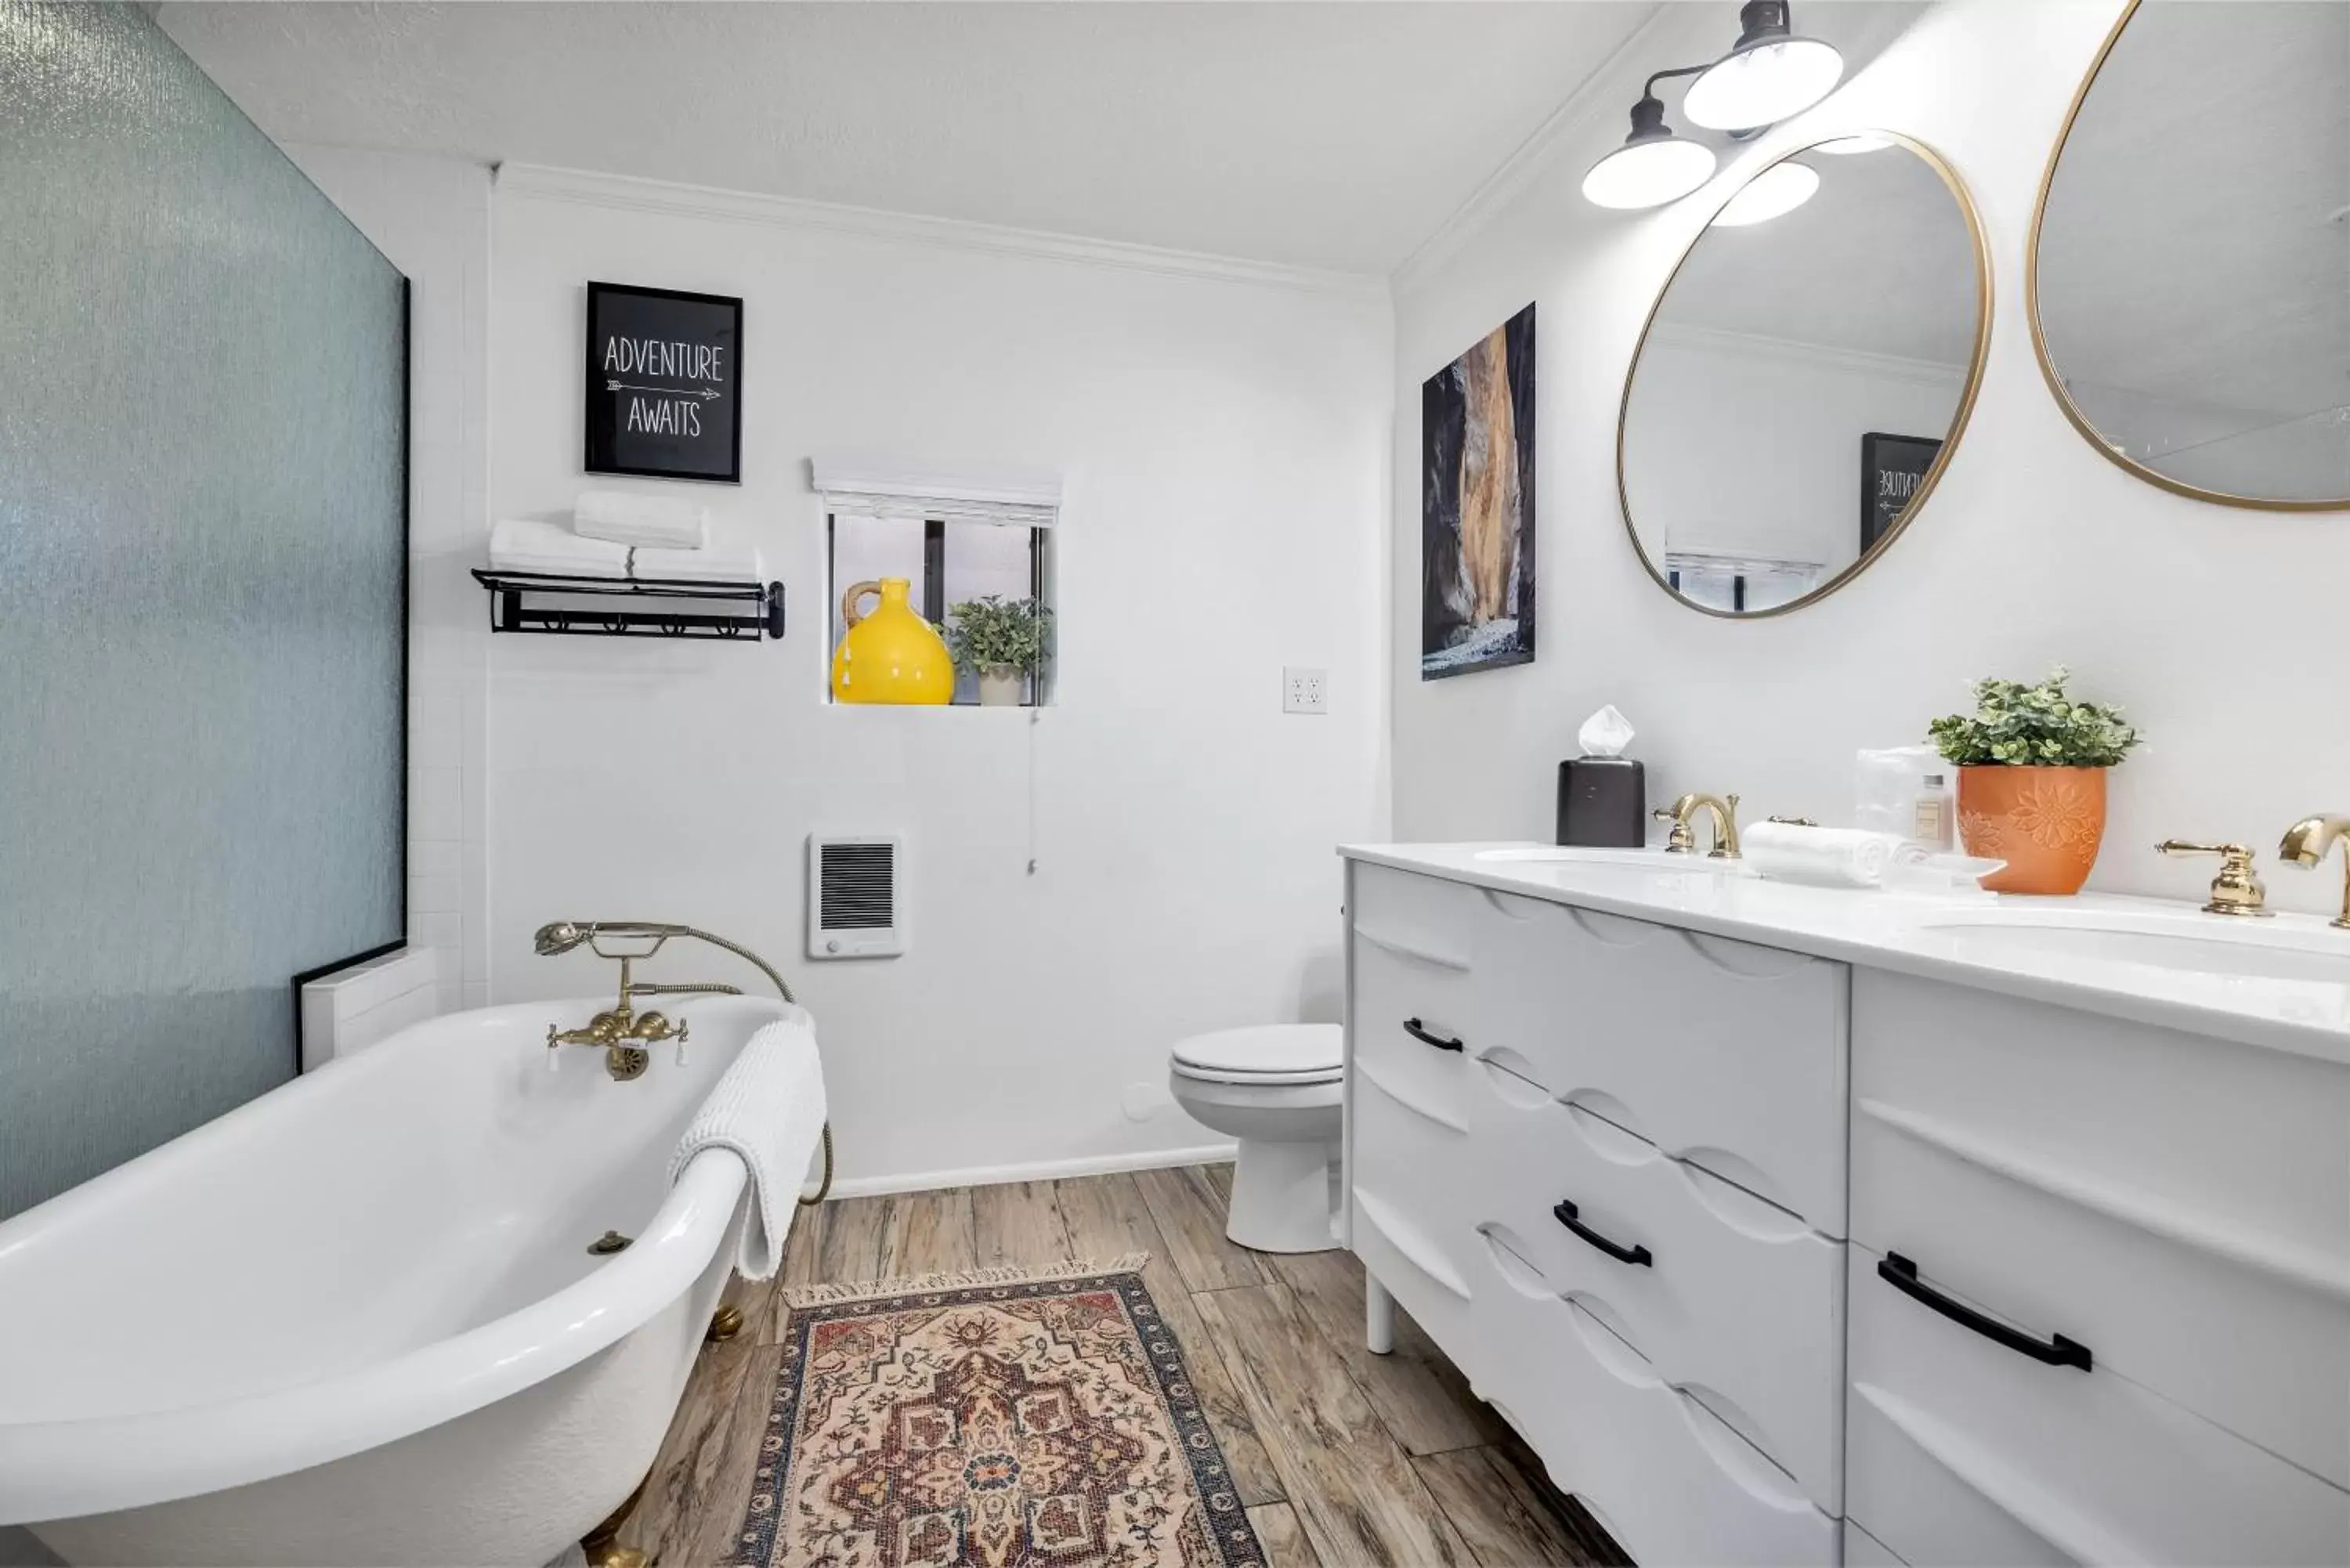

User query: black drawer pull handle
[1553,1199,1653,1267]
[1878,1252,2092,1371]
[1401,1017,1464,1053]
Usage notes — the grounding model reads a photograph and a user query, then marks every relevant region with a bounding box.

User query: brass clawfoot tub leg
[581,1478,650,1568]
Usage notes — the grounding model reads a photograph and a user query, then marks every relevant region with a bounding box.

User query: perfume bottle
[1913,772,1955,851]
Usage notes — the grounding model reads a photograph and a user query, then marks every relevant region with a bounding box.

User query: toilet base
[1224,1136,1340,1254]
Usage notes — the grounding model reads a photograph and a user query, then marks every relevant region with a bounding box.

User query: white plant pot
[977,668,1025,707]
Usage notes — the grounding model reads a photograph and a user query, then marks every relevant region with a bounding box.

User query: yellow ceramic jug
[831,577,954,704]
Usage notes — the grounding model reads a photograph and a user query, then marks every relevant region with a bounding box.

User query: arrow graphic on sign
[607,381,720,399]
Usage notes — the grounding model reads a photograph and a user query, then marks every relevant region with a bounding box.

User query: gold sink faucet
[1654,793,1742,859]
[2278,815,2350,929]
[2155,840,2270,917]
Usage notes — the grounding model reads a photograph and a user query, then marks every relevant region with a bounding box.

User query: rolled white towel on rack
[633,529,766,585]
[575,489,709,550]
[488,517,630,579]
[1742,821,1905,889]
[669,1007,827,1281]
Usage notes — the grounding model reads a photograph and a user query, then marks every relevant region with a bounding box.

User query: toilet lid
[1171,1024,1343,1080]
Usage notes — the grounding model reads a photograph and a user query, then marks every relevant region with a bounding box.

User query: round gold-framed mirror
[1618,132,1992,618]
[2029,0,2350,511]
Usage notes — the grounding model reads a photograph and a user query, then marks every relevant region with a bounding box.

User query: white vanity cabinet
[1843,972,2350,1566]
[1345,858,1852,1564]
[1341,846,2350,1568]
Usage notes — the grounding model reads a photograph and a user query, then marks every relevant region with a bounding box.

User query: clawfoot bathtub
[0,993,809,1567]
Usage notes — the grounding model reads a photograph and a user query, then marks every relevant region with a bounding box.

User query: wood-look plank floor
[622,1165,1629,1567]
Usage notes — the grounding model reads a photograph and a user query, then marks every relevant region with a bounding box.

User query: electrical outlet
[1282,666,1328,715]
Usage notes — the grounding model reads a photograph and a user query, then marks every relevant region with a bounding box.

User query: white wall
[1390,0,2350,916]
[281,146,495,1014]
[488,171,1390,1189]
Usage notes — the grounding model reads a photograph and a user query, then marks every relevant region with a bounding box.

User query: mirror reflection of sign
[1860,432,1942,554]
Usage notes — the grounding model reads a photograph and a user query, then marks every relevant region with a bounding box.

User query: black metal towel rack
[470,568,786,641]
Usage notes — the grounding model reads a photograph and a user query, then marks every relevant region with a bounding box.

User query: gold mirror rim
[1615,129,1995,620]
[2026,0,2350,514]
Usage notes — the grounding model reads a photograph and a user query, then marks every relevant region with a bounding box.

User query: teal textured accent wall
[0,2,406,1219]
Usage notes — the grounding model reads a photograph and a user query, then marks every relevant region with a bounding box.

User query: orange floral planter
[1957,765,2108,895]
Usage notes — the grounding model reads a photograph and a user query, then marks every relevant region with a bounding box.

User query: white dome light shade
[1583,135,1718,210]
[1683,36,1845,131]
[1709,160,1820,227]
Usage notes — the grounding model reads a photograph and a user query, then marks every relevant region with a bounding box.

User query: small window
[826,513,1052,705]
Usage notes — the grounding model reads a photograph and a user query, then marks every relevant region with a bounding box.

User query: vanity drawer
[1350,1057,1477,1283]
[1845,1241,2350,1567]
[1350,863,1483,1133]
[1853,1095,2350,1487]
[1470,1234,1838,1568]
[1351,1184,1471,1358]
[1475,890,1849,1232]
[1469,1064,1846,1512]
[1853,970,2350,1484]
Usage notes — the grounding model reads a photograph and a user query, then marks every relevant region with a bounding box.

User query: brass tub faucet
[544,952,689,1082]
[2277,815,2350,928]
[1654,793,1743,858]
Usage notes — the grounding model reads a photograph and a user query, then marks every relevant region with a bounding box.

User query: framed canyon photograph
[1422,302,1535,678]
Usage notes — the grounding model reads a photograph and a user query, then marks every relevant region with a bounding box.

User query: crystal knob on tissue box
[1558,705,1646,847]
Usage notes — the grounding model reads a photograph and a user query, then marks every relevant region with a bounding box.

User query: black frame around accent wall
[291,275,413,1075]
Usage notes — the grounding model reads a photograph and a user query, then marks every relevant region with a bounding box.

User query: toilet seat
[1170,1024,1343,1086]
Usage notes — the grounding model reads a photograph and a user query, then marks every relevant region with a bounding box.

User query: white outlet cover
[1282,666,1328,714]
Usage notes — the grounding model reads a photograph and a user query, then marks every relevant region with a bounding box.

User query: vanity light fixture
[1682,2,1846,132]
[1708,159,1820,226]
[1581,83,1719,210]
[1582,2,1845,211]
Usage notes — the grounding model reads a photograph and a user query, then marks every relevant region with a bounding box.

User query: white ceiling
[157,1,1665,275]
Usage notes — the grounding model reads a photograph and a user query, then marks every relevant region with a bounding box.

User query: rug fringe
[780,1253,1152,1308]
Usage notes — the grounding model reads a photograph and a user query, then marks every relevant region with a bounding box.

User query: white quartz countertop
[1340,842,2350,1067]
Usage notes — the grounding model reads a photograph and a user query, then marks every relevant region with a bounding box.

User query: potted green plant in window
[1927,666,2141,895]
[944,594,1052,707]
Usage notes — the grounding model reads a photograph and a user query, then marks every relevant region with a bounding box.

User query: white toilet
[1166,1024,1343,1254]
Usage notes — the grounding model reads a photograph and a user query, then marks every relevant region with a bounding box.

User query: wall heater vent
[808,833,905,958]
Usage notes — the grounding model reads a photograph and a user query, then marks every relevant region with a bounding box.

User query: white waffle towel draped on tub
[668,1007,828,1281]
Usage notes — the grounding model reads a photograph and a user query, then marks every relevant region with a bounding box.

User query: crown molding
[494,162,1389,301]
[1391,2,1699,298]
[1649,321,1969,388]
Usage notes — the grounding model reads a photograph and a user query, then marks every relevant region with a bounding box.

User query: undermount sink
[1920,907,2350,985]
[1473,845,1755,876]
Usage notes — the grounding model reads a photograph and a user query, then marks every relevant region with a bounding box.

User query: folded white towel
[576,489,709,550]
[633,532,766,585]
[668,1009,827,1281]
[1742,821,1904,889]
[489,517,630,579]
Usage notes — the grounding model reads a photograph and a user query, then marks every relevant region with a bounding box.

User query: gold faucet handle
[2156,840,2270,917]
[1653,806,1696,854]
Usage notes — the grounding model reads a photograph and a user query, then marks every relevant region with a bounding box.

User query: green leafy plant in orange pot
[1928,667,2141,895]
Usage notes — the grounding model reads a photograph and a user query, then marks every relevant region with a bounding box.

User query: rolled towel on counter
[575,489,708,550]
[488,517,630,579]
[668,1007,828,1281]
[632,529,766,585]
[1741,820,1904,889]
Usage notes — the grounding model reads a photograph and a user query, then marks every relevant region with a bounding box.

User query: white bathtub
[0,993,804,1567]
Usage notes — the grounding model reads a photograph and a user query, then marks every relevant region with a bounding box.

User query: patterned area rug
[732,1256,1267,1568]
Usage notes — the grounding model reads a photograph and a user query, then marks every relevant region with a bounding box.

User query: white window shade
[812,453,1061,528]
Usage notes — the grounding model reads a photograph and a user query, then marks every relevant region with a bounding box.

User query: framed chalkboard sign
[584,281,742,483]
[1860,431,1941,554]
